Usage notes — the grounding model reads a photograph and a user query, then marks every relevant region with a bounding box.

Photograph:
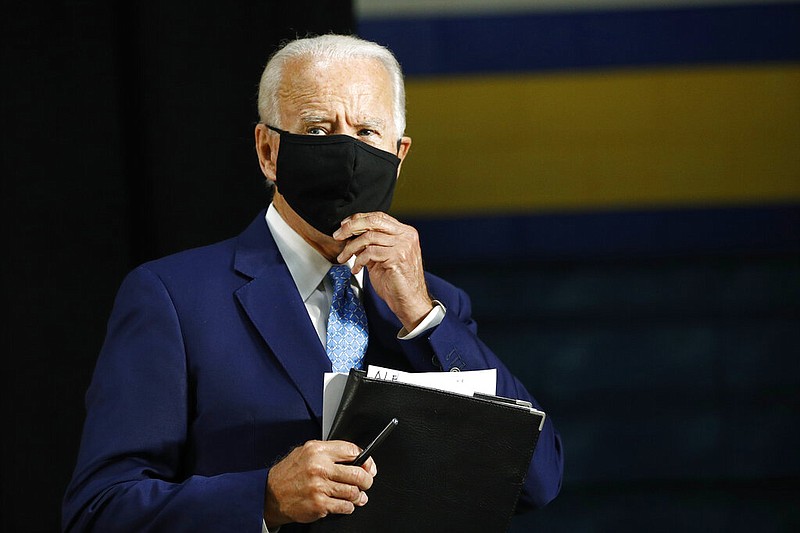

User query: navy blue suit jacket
[63,211,563,532]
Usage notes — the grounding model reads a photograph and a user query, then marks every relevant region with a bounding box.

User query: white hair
[257,34,406,137]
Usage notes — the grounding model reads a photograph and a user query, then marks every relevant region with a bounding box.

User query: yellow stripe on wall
[392,64,800,216]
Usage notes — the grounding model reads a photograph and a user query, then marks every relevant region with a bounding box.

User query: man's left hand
[333,212,433,331]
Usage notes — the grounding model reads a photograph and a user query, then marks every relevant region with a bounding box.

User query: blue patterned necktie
[325,265,368,372]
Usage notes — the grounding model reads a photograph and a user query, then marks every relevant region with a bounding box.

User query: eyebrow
[299,115,328,125]
[298,115,387,131]
[359,118,386,130]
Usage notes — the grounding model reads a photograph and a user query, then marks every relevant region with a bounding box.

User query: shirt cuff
[397,300,446,340]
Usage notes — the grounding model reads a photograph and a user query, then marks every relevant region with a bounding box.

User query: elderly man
[62,35,563,532]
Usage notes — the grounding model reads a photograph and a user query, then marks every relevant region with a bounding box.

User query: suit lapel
[232,212,331,425]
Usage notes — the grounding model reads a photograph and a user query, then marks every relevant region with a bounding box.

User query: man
[62,34,563,532]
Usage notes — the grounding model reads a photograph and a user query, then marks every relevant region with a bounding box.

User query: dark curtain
[2,2,353,530]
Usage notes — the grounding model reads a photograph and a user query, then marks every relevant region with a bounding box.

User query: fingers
[325,439,363,463]
[338,236,398,273]
[362,456,378,477]
[264,440,378,528]
[333,213,415,266]
[330,212,432,331]
[331,462,374,491]
[333,212,402,242]
[327,480,369,505]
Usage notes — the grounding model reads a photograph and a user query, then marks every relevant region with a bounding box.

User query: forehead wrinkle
[278,56,398,139]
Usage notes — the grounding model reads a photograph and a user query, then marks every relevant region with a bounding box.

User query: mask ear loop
[266,124,288,135]
[396,138,402,154]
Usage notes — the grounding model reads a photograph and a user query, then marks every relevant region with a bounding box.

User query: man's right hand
[263,440,377,528]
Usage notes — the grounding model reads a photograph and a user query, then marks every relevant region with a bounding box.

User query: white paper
[322,372,350,440]
[322,366,497,439]
[366,365,496,396]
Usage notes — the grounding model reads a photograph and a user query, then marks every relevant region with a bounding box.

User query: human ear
[395,136,412,177]
[254,124,279,183]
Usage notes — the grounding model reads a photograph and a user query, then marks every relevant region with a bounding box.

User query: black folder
[309,369,545,533]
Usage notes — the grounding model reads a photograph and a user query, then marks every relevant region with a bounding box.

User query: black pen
[350,418,399,467]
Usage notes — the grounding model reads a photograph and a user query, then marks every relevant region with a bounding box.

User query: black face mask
[267,125,401,236]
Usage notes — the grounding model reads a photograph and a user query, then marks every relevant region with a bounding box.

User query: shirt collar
[265,203,363,302]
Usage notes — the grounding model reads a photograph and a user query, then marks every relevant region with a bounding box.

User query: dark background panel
[422,254,800,532]
[3,2,353,531]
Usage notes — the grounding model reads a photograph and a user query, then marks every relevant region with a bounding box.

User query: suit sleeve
[62,267,267,533]
[396,277,564,511]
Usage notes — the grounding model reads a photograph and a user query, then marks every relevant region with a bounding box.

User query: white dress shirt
[264,204,445,344]
[261,204,445,532]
